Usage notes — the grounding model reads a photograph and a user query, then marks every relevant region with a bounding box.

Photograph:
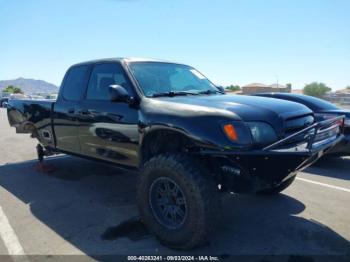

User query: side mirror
[109,85,131,102]
[217,86,225,93]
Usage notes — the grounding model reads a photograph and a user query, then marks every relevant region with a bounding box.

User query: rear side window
[61,65,89,101]
[86,63,131,101]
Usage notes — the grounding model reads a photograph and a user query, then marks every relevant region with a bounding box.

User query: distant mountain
[0,78,58,94]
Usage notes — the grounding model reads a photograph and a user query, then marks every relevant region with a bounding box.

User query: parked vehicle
[254,93,350,156]
[7,58,344,249]
[45,93,58,100]
[28,94,45,100]
[9,93,27,100]
[0,97,9,108]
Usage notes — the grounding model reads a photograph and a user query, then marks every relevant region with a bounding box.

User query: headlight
[247,122,278,145]
[223,124,238,141]
[222,121,254,145]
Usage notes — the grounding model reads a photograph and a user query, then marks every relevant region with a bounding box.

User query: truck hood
[142,94,312,134]
[145,94,311,119]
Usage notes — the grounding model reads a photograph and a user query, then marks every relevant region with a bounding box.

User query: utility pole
[275,75,279,88]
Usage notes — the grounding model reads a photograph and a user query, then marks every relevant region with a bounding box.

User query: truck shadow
[0,155,349,256]
[305,156,350,181]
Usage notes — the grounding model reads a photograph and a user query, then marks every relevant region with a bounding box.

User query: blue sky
[0,0,349,90]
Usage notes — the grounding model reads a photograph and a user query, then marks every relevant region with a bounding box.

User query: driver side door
[76,62,139,167]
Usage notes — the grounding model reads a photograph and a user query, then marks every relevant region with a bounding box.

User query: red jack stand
[34,144,55,173]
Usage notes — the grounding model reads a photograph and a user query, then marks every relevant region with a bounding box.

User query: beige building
[241,83,291,94]
[324,89,350,106]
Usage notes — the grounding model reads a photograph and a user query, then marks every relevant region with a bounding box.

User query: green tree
[2,85,23,94]
[303,82,331,97]
[226,85,241,92]
[346,86,350,90]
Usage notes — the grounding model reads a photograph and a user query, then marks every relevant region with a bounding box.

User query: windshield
[128,62,219,97]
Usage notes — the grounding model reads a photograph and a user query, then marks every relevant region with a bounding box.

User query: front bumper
[199,116,345,193]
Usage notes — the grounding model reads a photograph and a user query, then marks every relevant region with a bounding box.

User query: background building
[241,83,291,94]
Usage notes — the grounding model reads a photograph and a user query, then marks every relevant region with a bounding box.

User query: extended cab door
[76,62,139,167]
[53,64,90,154]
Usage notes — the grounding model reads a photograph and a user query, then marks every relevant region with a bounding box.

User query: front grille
[285,114,314,134]
[283,114,315,145]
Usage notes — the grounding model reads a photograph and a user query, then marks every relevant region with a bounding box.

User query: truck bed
[7,99,55,147]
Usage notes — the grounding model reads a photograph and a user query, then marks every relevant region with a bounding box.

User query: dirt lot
[0,108,349,260]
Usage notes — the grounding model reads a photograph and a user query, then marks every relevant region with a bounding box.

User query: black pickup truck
[7,58,344,249]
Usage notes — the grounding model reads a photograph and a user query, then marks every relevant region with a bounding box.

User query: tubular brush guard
[201,115,345,193]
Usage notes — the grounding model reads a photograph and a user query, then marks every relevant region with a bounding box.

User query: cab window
[61,65,89,101]
[86,63,131,101]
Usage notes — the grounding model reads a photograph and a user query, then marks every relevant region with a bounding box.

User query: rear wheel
[257,176,296,195]
[137,154,220,249]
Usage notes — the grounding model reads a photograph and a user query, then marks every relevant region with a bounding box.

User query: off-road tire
[137,154,220,249]
[257,176,296,195]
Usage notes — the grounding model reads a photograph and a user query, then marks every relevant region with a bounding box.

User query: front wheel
[257,176,296,195]
[137,154,220,249]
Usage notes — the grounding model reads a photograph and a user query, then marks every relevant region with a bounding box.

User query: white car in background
[28,95,45,100]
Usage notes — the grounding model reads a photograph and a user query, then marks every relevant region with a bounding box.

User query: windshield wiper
[151,91,199,98]
[197,90,221,95]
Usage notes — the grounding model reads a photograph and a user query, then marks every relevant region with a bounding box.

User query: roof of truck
[71,57,172,67]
